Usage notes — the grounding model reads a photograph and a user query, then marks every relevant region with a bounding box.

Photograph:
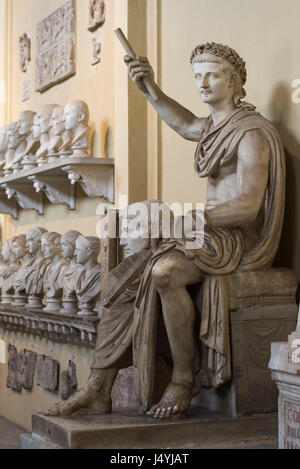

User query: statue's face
[64,103,82,130]
[18,113,33,137]
[120,217,149,257]
[41,239,57,259]
[61,239,74,259]
[38,111,51,134]
[193,62,233,105]
[32,115,41,139]
[12,241,26,260]
[51,109,65,137]
[75,238,90,265]
[26,233,40,255]
[7,126,21,150]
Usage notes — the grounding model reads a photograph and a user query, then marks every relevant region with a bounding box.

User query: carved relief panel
[35,0,76,93]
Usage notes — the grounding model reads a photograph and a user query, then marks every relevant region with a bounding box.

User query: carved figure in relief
[19,33,31,73]
[64,100,90,157]
[88,0,105,32]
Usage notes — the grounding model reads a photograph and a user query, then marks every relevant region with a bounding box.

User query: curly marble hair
[190,42,251,108]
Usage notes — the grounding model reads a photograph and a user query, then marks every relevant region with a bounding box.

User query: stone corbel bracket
[1,182,43,215]
[0,189,18,219]
[28,174,76,210]
[62,162,114,203]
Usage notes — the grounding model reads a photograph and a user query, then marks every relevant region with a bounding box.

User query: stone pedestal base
[269,342,300,449]
[43,299,62,313]
[26,296,43,309]
[20,407,278,449]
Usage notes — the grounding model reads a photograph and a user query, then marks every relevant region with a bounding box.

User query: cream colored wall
[1,0,117,238]
[0,327,93,431]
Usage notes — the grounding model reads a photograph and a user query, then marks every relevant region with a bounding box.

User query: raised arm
[125,55,204,142]
[205,129,270,227]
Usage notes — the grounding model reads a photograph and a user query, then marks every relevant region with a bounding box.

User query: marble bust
[35,104,59,166]
[41,232,68,313]
[64,100,90,157]
[12,110,36,172]
[25,227,49,309]
[75,235,101,316]
[4,123,24,176]
[48,106,71,162]
[1,240,19,304]
[60,230,84,315]
[21,114,41,169]
[11,234,33,306]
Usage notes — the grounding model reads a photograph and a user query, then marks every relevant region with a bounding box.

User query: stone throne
[190,268,298,417]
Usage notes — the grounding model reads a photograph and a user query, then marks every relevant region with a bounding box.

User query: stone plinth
[20,407,278,449]
[269,341,300,449]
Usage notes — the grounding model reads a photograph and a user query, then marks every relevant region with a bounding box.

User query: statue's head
[32,114,41,140]
[190,42,247,108]
[11,234,27,260]
[37,104,59,134]
[41,232,61,259]
[61,230,82,259]
[7,122,22,150]
[64,100,89,131]
[75,236,100,265]
[50,106,65,137]
[17,110,36,137]
[120,200,173,257]
[26,227,47,255]
[0,126,7,153]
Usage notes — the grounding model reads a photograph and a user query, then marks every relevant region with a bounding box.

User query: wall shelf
[0,157,114,218]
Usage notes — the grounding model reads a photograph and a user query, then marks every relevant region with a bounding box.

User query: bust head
[37,104,59,135]
[190,42,247,108]
[7,123,22,150]
[11,234,27,260]
[26,227,47,256]
[120,200,173,257]
[75,236,100,265]
[50,106,65,137]
[32,114,41,140]
[0,126,7,153]
[61,230,81,260]
[41,232,62,259]
[64,100,89,131]
[17,111,36,137]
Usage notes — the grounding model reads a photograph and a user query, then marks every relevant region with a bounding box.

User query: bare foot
[45,382,111,417]
[146,382,192,420]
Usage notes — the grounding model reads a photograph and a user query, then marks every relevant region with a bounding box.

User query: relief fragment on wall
[19,33,31,73]
[35,0,76,93]
[88,0,105,32]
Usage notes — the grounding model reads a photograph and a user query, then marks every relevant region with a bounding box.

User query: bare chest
[205,159,238,209]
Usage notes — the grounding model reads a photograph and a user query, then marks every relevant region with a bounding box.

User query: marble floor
[0,416,23,449]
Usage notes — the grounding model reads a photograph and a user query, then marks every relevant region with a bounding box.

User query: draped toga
[93,107,286,412]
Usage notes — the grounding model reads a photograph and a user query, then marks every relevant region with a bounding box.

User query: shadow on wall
[269,83,300,285]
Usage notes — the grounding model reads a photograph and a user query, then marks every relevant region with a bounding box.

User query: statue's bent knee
[152,258,175,289]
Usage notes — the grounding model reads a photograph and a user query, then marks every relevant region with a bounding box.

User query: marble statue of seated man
[120,42,286,420]
[46,200,172,417]
[47,42,287,421]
